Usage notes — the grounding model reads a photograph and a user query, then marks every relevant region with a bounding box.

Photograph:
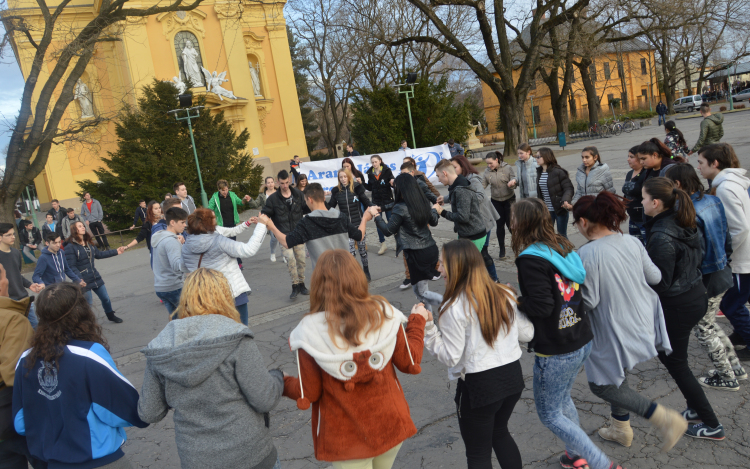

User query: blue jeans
[376,209,393,243]
[84,285,113,314]
[272,458,281,469]
[483,230,498,281]
[628,220,646,245]
[658,114,666,125]
[720,273,750,346]
[549,210,569,239]
[534,341,610,469]
[156,288,182,318]
[236,302,249,326]
[27,302,38,330]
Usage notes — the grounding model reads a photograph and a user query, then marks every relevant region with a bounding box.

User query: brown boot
[648,405,687,452]
[598,414,634,447]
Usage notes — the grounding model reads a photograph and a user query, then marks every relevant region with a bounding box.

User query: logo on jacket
[38,361,61,400]
[555,274,579,302]
[559,306,581,329]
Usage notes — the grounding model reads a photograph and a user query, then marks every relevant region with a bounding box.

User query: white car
[673,95,703,113]
[732,89,750,102]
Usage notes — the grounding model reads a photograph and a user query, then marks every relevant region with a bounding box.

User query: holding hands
[411,303,433,322]
[367,206,381,218]
[29,283,44,293]
[243,194,252,203]
[432,203,444,214]
[562,201,573,211]
[117,246,126,255]
[177,235,185,244]
[436,195,444,205]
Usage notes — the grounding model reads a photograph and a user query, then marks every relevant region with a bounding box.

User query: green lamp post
[169,94,209,207]
[396,73,418,149]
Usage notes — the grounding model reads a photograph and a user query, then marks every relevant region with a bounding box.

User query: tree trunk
[495,88,528,157]
[577,59,600,124]
[662,59,676,114]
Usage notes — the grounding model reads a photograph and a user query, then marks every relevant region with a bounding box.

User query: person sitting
[18,220,41,263]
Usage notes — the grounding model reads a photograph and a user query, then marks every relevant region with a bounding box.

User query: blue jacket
[692,193,732,275]
[32,247,81,285]
[65,241,118,291]
[13,340,148,468]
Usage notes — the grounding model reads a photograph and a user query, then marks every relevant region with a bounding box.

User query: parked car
[672,95,703,113]
[732,89,750,103]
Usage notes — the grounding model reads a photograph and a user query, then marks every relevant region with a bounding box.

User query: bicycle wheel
[623,119,635,133]
[612,123,623,136]
[598,124,607,138]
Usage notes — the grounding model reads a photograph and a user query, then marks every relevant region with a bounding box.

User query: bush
[736,104,746,109]
[720,106,727,111]
[568,119,589,133]
[623,109,657,119]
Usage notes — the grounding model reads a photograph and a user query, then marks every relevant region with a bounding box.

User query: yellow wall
[483,50,658,133]
[8,0,307,205]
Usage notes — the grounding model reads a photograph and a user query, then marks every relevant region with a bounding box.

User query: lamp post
[169,94,209,207]
[396,72,418,149]
[727,63,735,111]
[530,95,537,140]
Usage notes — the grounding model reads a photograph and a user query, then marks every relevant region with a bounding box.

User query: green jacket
[691,113,724,153]
[208,191,245,226]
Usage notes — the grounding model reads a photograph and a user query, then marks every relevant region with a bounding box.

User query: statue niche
[174,31,206,88]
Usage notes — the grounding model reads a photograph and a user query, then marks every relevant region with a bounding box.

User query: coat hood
[151,228,178,249]
[141,315,251,387]
[713,168,750,192]
[706,113,724,125]
[519,243,586,284]
[577,162,610,175]
[183,232,218,255]
[307,208,345,228]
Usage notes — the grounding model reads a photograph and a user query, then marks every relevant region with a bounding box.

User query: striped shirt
[539,172,553,211]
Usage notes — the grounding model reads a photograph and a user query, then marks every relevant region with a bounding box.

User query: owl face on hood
[339,349,388,391]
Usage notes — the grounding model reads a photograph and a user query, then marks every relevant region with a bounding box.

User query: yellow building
[482,37,658,138]
[6,0,307,207]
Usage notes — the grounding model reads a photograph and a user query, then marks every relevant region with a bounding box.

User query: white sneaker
[378,242,388,255]
[270,254,276,262]
[283,256,287,264]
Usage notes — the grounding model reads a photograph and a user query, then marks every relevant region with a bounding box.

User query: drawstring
[296,349,305,400]
[402,324,414,366]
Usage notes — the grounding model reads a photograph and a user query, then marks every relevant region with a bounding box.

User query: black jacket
[19,227,41,247]
[135,221,154,251]
[365,165,395,208]
[644,209,705,298]
[46,207,67,224]
[515,255,593,355]
[261,188,309,234]
[133,206,148,226]
[536,165,574,215]
[442,175,485,239]
[328,183,371,226]
[622,170,646,222]
[656,103,667,115]
[65,240,118,291]
[374,202,438,251]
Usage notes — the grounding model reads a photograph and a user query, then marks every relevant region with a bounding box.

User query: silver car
[673,95,703,113]
[732,89,750,102]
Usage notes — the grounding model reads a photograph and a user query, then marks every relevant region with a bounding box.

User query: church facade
[7,0,307,206]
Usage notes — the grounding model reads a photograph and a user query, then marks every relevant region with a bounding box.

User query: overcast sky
[0,58,25,168]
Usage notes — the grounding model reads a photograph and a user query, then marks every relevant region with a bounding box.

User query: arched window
[174,31,206,87]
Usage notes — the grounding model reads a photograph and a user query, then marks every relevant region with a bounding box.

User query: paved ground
[81,111,750,468]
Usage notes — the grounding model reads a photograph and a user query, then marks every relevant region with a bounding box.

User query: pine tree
[78,79,263,230]
[288,26,318,154]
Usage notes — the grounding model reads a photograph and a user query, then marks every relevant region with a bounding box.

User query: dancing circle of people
[4,136,750,469]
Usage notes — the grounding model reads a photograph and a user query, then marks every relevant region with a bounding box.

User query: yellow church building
[6,0,307,208]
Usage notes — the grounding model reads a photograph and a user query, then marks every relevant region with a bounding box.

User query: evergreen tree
[351,76,474,154]
[288,26,318,154]
[78,79,263,230]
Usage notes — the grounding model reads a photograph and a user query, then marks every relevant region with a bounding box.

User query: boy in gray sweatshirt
[152,207,188,316]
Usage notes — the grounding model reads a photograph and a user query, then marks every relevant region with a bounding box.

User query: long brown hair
[146,200,161,224]
[25,283,108,370]
[511,198,574,256]
[643,177,697,228]
[66,220,96,246]
[176,268,240,322]
[187,208,217,234]
[440,240,516,346]
[308,249,391,348]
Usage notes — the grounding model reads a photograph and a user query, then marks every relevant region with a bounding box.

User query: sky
[0,58,25,168]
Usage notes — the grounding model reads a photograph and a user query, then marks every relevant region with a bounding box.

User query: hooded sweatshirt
[0,296,33,440]
[282,306,425,462]
[138,315,283,469]
[441,174,486,239]
[32,247,81,286]
[151,229,185,293]
[691,113,724,152]
[515,244,592,355]
[712,168,750,273]
[284,208,362,269]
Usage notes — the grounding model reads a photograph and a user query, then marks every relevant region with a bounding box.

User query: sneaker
[681,408,701,424]
[400,278,411,289]
[559,453,589,469]
[736,347,750,361]
[378,242,388,255]
[699,374,740,391]
[729,331,746,346]
[708,368,748,381]
[270,254,276,262]
[283,256,287,264]
[238,263,244,271]
[685,422,725,440]
[716,310,725,318]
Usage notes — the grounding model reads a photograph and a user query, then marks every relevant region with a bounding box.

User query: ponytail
[642,177,696,229]
[636,138,686,165]
[572,192,628,232]
[665,121,686,147]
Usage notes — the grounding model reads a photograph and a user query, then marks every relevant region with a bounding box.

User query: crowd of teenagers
[2,129,750,469]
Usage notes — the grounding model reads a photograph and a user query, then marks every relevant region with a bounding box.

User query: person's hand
[248,217,259,225]
[433,203,444,214]
[362,209,373,221]
[367,206,380,217]
[79,280,86,287]
[411,303,433,321]
[562,202,573,211]
[389,180,394,187]
[356,177,362,184]
[324,190,332,195]
[243,194,252,202]
[258,214,270,225]
[436,195,444,205]
[0,265,9,297]
[29,244,37,250]
[29,283,44,293]
[129,225,135,230]
[85,220,90,225]
[507,179,517,188]
[117,246,126,255]
[177,235,185,244]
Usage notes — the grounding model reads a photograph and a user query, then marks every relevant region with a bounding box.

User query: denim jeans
[534,341,611,469]
[549,210,569,239]
[236,302,249,326]
[272,458,281,469]
[719,273,750,346]
[376,209,392,243]
[628,220,646,245]
[84,284,114,314]
[658,114,666,126]
[27,302,38,329]
[269,232,279,256]
[156,288,182,318]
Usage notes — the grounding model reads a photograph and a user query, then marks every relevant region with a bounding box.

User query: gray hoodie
[151,229,185,293]
[713,168,750,273]
[80,199,104,223]
[138,315,283,469]
[467,173,501,232]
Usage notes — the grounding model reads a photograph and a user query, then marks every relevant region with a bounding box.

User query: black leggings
[491,198,514,246]
[457,390,523,469]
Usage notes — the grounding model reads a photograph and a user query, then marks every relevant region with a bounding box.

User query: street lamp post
[396,73,418,149]
[727,63,735,111]
[530,95,537,140]
[169,94,209,207]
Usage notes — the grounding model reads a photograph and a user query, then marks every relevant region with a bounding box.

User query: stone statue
[201,67,239,101]
[172,76,187,94]
[249,61,262,97]
[181,41,203,87]
[74,79,94,118]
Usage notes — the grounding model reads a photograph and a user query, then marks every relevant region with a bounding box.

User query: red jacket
[283,313,425,461]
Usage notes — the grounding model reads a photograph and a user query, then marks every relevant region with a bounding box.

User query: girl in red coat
[283,249,427,468]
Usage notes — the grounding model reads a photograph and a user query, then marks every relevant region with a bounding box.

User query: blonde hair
[175,268,241,322]
[337,168,355,192]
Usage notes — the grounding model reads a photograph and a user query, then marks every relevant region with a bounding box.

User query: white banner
[299,144,451,192]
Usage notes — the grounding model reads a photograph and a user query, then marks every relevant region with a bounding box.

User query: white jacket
[423,294,534,381]
[713,168,750,273]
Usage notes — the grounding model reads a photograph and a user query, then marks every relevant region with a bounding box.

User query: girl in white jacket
[419,239,533,469]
